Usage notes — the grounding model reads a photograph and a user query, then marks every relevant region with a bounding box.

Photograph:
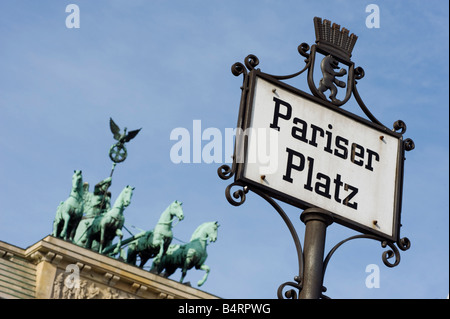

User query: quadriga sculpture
[84,185,134,254]
[52,170,84,241]
[152,221,219,287]
[126,200,184,267]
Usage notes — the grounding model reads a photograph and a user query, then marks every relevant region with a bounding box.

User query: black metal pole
[299,207,333,299]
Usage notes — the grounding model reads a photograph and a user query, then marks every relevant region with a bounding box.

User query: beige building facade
[0,236,219,299]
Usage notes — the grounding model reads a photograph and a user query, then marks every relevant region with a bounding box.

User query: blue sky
[0,1,448,299]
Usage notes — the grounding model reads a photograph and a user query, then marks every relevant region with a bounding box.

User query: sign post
[299,208,333,299]
[218,17,415,299]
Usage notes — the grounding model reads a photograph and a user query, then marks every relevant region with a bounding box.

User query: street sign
[234,71,406,241]
[219,17,415,298]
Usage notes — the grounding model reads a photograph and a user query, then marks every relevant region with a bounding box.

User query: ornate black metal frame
[217,23,415,299]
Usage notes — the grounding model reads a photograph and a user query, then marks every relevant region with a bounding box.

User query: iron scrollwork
[277,276,303,299]
[224,182,248,207]
[322,234,411,284]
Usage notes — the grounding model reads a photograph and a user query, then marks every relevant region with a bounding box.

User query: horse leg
[113,229,123,255]
[139,255,150,269]
[52,217,61,238]
[149,256,161,274]
[68,215,80,242]
[85,232,92,250]
[163,265,176,278]
[52,221,58,237]
[99,224,106,253]
[151,252,168,275]
[180,250,193,284]
[60,210,70,240]
[153,240,164,264]
[126,243,137,265]
[197,264,210,287]
[180,267,187,284]
[52,203,63,237]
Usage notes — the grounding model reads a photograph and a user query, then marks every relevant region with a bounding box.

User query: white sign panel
[238,74,403,239]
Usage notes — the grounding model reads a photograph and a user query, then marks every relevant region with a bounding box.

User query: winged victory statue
[109,118,141,163]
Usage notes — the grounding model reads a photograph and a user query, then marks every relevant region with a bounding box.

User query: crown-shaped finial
[313,17,358,61]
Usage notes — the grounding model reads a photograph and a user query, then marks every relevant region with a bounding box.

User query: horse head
[191,221,219,243]
[112,185,134,210]
[207,221,219,243]
[120,185,134,207]
[169,200,184,223]
[72,170,83,192]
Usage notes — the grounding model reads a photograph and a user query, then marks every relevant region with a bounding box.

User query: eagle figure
[109,118,141,144]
